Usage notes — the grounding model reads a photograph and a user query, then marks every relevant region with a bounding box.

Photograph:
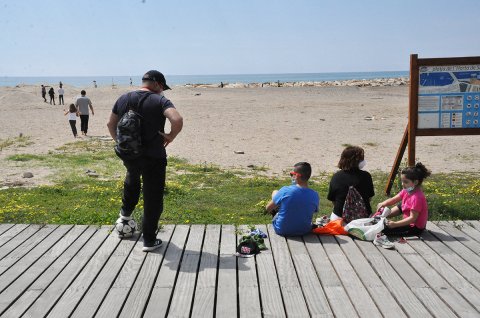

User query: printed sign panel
[418,65,480,128]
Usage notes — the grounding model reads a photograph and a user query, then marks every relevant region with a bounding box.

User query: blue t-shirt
[272,185,319,236]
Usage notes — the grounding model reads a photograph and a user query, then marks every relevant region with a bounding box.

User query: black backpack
[114,92,152,161]
[342,186,368,223]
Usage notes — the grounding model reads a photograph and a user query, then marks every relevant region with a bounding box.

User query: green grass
[0,135,33,151]
[0,138,479,225]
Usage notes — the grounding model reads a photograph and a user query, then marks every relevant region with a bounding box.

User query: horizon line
[2,70,409,78]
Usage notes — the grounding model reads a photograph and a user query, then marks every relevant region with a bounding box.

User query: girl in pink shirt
[377,162,431,237]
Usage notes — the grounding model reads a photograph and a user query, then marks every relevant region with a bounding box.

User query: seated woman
[327,146,374,221]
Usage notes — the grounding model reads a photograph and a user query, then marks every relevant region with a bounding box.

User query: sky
[1,0,479,76]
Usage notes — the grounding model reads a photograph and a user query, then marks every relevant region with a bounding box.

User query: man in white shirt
[58,85,65,105]
[75,90,94,136]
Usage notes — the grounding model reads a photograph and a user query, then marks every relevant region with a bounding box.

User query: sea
[0,71,408,88]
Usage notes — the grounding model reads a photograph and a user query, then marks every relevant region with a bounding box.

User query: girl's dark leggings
[383,225,424,237]
[69,120,77,137]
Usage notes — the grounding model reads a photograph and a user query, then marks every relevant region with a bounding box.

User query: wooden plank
[354,239,432,317]
[20,226,115,318]
[287,235,333,317]
[468,220,480,231]
[0,225,72,290]
[437,221,480,254]
[115,225,175,318]
[0,225,41,260]
[0,224,58,274]
[215,224,237,317]
[166,224,205,317]
[405,234,480,311]
[57,231,143,318]
[376,241,458,318]
[335,235,407,317]
[455,220,480,244]
[236,225,262,318]
[395,238,478,317]
[304,233,358,317]
[142,225,190,317]
[95,225,174,318]
[253,224,286,318]
[1,226,109,318]
[267,224,309,317]
[0,226,91,315]
[48,230,138,318]
[0,224,15,237]
[319,235,382,318]
[425,223,480,276]
[191,224,220,317]
[0,224,28,247]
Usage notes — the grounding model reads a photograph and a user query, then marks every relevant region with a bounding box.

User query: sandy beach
[1,83,479,187]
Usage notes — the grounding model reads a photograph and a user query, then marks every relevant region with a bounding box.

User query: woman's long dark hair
[338,146,364,171]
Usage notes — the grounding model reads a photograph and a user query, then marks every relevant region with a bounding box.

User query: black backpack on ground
[114,92,152,161]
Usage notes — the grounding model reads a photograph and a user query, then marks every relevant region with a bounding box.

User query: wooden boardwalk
[0,221,479,317]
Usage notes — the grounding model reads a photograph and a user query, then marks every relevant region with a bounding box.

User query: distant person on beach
[220,81,224,88]
[41,85,47,102]
[48,87,55,105]
[64,103,78,138]
[265,162,319,236]
[75,90,94,136]
[58,84,64,105]
[93,80,97,88]
[130,78,133,86]
[107,70,183,252]
[327,146,374,221]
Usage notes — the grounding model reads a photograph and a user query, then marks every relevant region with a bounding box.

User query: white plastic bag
[344,217,385,241]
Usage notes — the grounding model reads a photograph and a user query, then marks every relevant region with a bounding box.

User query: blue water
[0,71,408,88]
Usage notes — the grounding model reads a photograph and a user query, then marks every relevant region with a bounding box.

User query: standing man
[75,90,94,136]
[107,70,183,252]
[58,84,65,105]
[41,85,47,102]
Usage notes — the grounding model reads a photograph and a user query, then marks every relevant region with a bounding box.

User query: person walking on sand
[265,162,319,237]
[75,90,94,136]
[48,87,56,105]
[58,84,65,105]
[41,85,47,102]
[107,70,183,252]
[64,103,78,138]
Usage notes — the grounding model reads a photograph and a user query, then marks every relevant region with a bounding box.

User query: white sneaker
[373,233,395,249]
[381,207,392,218]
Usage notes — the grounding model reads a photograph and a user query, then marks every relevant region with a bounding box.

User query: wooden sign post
[385,54,480,195]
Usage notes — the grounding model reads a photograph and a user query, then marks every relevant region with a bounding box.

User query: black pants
[121,157,167,244]
[49,96,55,105]
[80,115,89,134]
[383,225,424,237]
[69,120,77,137]
[59,95,64,105]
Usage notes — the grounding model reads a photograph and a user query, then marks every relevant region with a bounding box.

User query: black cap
[142,70,171,90]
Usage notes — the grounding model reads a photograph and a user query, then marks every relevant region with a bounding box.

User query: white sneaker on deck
[373,233,395,249]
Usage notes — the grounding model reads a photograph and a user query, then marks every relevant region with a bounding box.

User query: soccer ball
[115,217,137,238]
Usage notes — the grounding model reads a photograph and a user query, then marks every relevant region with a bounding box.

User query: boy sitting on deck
[266,162,320,236]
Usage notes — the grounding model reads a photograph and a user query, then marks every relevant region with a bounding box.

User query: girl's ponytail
[401,162,431,185]
[414,162,431,180]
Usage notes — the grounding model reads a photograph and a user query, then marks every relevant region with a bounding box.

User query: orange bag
[312,219,348,235]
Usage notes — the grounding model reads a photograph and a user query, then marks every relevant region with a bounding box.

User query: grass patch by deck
[0,138,479,225]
